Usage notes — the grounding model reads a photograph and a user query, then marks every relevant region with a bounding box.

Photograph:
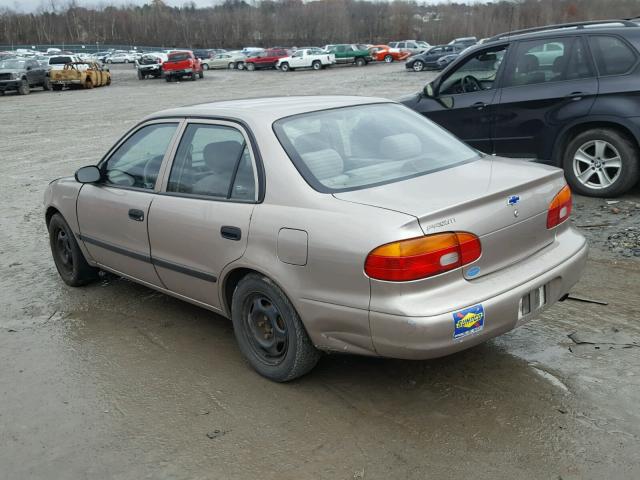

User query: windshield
[0,59,25,69]
[273,103,479,192]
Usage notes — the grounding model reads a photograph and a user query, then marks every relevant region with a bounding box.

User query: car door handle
[472,102,487,110]
[565,92,585,101]
[220,226,241,241]
[128,209,145,222]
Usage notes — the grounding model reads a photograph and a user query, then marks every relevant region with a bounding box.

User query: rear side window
[167,124,256,201]
[589,36,637,76]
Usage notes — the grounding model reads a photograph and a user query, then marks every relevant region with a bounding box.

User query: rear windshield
[49,56,73,64]
[168,53,190,61]
[273,103,479,192]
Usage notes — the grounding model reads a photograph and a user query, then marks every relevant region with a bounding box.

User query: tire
[228,62,235,70]
[312,60,321,70]
[202,63,209,70]
[18,79,29,95]
[42,76,51,90]
[48,213,99,287]
[355,57,366,67]
[384,54,393,63]
[137,70,144,80]
[412,60,425,72]
[563,128,639,197]
[52,84,63,91]
[198,70,204,79]
[85,80,93,89]
[280,62,290,72]
[231,274,321,382]
[165,75,172,82]
[246,62,255,71]
[191,71,197,81]
[107,59,112,64]
[237,62,245,70]
[124,59,129,64]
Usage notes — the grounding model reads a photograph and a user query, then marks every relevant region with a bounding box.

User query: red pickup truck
[241,49,290,71]
[162,51,204,82]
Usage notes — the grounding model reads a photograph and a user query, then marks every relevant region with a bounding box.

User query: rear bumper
[369,227,588,360]
[164,68,193,76]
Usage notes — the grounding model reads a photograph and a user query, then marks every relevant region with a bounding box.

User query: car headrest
[294,133,329,154]
[379,133,422,160]
[518,53,539,73]
[552,55,566,73]
[203,141,244,174]
[300,148,344,180]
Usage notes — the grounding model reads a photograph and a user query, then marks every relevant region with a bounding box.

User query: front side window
[439,45,507,95]
[167,124,256,201]
[589,35,637,76]
[103,123,178,189]
[273,103,479,192]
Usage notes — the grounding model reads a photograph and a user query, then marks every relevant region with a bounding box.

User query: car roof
[146,96,393,124]
[486,20,640,43]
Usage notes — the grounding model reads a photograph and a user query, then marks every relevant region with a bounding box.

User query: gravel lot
[1,63,639,479]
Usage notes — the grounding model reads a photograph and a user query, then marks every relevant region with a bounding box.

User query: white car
[276,48,335,72]
[105,52,136,64]
[48,55,81,70]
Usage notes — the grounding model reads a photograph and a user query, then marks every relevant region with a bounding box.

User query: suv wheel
[412,60,425,72]
[563,128,639,197]
[42,76,51,90]
[246,62,256,71]
[355,57,366,67]
[231,274,321,382]
[384,54,393,63]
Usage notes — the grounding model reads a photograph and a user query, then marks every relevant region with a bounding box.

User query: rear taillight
[364,232,481,282]
[546,185,572,229]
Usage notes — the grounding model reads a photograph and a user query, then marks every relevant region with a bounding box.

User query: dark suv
[402,20,640,197]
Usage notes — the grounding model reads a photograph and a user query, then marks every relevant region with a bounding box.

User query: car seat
[192,141,244,197]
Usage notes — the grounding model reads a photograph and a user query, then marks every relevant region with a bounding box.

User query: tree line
[1,0,639,49]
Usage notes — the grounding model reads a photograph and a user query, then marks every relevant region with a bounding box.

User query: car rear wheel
[384,54,393,63]
[231,274,321,382]
[246,62,255,71]
[563,128,639,197]
[228,62,235,69]
[355,57,366,67]
[42,76,51,90]
[237,62,245,70]
[202,63,209,70]
[412,60,425,72]
[48,213,99,287]
[312,60,322,70]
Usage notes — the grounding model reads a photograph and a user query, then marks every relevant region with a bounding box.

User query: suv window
[439,45,507,95]
[167,124,256,201]
[103,123,178,189]
[589,36,637,76]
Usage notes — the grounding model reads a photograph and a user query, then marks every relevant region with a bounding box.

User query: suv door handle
[565,92,585,101]
[220,226,241,241]
[128,209,144,222]
[472,102,487,110]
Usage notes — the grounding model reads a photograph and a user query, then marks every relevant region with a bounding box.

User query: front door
[148,121,258,309]
[414,44,509,153]
[493,36,598,160]
[77,121,180,286]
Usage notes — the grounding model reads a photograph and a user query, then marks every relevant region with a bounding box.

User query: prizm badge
[507,195,520,206]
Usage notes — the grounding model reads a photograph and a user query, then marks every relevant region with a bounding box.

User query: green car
[323,44,373,66]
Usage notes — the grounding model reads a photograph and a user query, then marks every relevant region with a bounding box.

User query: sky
[2,0,484,14]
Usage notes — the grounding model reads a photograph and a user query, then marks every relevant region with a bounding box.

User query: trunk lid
[333,157,566,279]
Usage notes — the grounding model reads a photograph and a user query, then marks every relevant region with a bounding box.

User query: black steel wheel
[231,274,320,381]
[48,213,98,287]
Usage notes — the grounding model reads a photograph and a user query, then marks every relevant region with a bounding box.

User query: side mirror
[423,82,435,98]
[75,165,101,184]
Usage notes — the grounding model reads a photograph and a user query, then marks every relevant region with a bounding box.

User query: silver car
[44,97,587,381]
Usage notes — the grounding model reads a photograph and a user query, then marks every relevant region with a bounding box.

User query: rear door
[493,36,598,160]
[76,121,181,286]
[148,120,259,309]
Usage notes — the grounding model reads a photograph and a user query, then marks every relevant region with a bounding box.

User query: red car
[241,49,290,71]
[162,51,204,82]
[371,45,411,63]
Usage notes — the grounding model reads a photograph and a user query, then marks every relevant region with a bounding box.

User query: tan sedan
[44,97,587,381]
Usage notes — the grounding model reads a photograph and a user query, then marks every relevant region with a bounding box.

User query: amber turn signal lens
[547,185,572,229]
[364,232,481,282]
